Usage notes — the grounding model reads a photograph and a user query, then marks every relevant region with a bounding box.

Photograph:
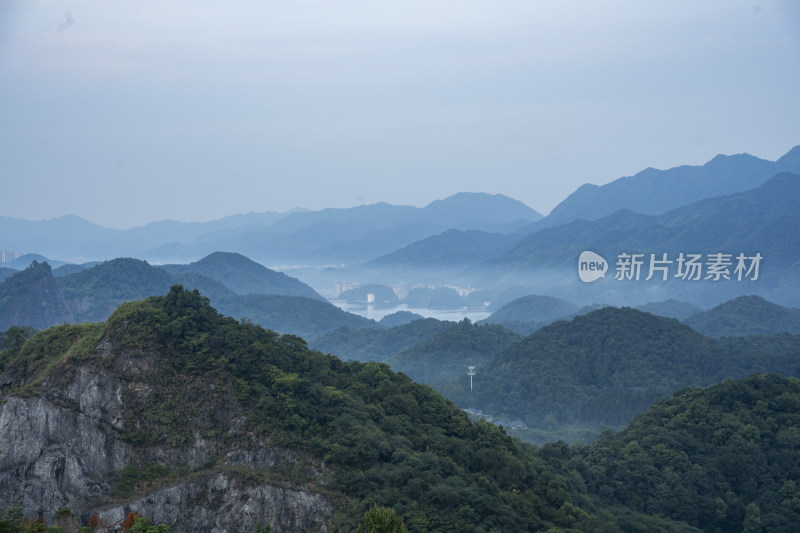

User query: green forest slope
[3,289,799,532]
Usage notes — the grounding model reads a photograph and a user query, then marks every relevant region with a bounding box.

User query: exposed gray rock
[0,334,336,531]
[100,472,334,533]
[0,394,129,518]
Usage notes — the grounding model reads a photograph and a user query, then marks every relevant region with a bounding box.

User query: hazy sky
[1,0,798,228]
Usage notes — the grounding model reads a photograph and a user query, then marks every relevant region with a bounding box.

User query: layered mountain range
[0,253,376,341]
[2,147,798,308]
[0,192,542,266]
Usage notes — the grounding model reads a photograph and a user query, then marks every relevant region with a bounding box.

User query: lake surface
[331,301,492,323]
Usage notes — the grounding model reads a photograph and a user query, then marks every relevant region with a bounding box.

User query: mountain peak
[776,145,800,168]
[541,149,782,226]
[704,152,758,167]
[196,251,258,266]
[0,261,74,330]
[684,294,800,337]
[423,192,543,224]
[177,252,325,300]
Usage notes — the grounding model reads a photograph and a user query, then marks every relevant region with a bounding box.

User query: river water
[330,301,492,323]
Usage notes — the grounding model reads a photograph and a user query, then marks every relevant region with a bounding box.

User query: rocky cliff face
[100,473,334,533]
[0,262,74,331]
[0,325,336,532]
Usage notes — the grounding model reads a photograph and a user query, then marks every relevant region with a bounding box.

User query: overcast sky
[1,0,798,228]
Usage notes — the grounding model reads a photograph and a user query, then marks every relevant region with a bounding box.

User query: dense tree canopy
[4,287,800,532]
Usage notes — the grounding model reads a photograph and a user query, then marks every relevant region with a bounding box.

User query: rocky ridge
[0,312,335,532]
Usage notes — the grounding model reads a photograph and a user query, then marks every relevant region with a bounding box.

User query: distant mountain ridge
[0,252,377,340]
[540,145,800,227]
[4,147,799,311]
[368,229,517,269]
[0,193,542,265]
[468,172,800,307]
[358,171,800,309]
[501,171,800,269]
[161,251,324,301]
[3,146,797,272]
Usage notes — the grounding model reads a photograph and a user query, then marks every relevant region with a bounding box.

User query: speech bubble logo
[578,251,608,283]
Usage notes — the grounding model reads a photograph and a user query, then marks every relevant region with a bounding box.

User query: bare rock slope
[0,310,334,532]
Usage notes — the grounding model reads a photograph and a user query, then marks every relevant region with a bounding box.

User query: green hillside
[562,373,800,532]
[387,319,521,393]
[483,294,578,324]
[213,293,379,341]
[0,286,617,532]
[684,295,800,337]
[32,256,370,340]
[379,311,425,327]
[0,261,74,330]
[311,318,452,361]
[5,288,800,531]
[58,258,176,322]
[0,267,17,283]
[162,251,324,300]
[479,294,578,334]
[446,308,800,431]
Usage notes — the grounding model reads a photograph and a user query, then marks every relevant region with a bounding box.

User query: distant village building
[0,250,20,263]
[392,284,408,300]
[332,281,359,298]
[445,284,477,297]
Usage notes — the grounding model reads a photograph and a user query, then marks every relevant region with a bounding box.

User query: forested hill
[58,257,177,322]
[0,286,609,532]
[448,307,800,429]
[310,317,453,362]
[477,294,579,334]
[557,373,800,532]
[160,251,325,300]
[29,256,373,339]
[387,319,521,392]
[0,261,74,331]
[683,294,800,337]
[2,287,800,532]
[210,292,377,340]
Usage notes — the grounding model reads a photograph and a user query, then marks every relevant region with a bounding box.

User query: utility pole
[468,365,475,392]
